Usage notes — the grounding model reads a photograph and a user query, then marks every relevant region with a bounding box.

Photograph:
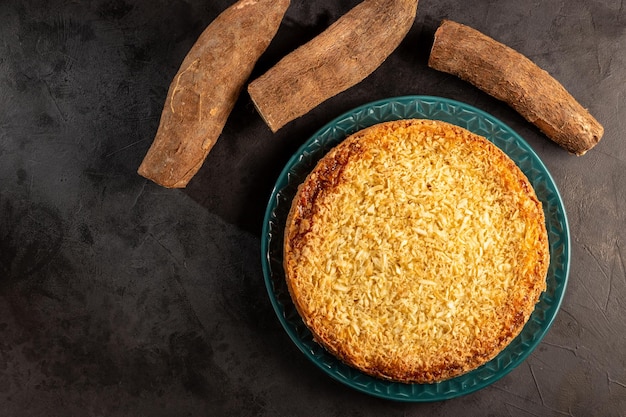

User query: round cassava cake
[282,119,550,384]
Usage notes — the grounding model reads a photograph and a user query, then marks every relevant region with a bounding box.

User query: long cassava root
[137,0,290,188]
[248,0,419,133]
[428,20,603,155]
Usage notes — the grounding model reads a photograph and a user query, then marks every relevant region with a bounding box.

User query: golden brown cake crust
[283,119,549,383]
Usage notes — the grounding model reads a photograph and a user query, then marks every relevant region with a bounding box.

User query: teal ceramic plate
[261,96,570,401]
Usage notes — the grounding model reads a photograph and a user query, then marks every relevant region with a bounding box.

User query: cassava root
[248,0,419,133]
[428,20,603,155]
[138,0,290,188]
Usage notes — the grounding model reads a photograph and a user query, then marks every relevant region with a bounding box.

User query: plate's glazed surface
[261,96,570,401]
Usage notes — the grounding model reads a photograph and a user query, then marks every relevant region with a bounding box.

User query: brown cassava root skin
[247,0,419,133]
[428,20,603,156]
[137,0,290,188]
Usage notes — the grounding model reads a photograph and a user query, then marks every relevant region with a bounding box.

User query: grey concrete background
[0,0,624,415]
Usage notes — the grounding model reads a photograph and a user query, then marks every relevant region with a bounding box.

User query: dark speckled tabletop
[1,0,625,415]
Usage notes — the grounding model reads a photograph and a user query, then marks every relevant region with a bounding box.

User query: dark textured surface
[0,0,624,415]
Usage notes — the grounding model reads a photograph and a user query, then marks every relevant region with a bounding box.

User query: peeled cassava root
[137,0,290,188]
[248,0,419,133]
[428,20,603,156]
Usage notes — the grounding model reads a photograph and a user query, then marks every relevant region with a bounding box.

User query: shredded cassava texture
[283,119,549,383]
